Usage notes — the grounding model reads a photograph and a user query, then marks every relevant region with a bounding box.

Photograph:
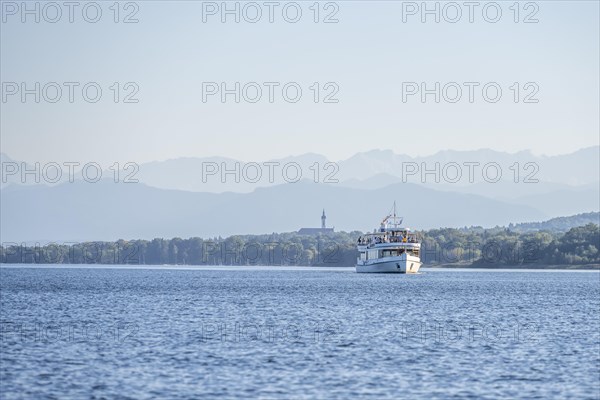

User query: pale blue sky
[1,1,599,164]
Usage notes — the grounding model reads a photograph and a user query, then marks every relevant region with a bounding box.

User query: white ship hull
[356,254,422,274]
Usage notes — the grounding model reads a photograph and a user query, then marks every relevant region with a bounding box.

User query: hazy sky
[1,1,599,164]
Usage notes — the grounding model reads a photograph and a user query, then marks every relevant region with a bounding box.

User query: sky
[1,0,599,165]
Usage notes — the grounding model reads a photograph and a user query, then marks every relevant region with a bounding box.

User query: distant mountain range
[121,146,600,194]
[1,147,597,242]
[2,179,549,243]
[3,147,597,192]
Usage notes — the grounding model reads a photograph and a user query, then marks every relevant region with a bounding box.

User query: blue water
[1,266,599,399]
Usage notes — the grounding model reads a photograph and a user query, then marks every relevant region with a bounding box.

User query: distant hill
[504,186,599,217]
[0,179,545,243]
[325,166,600,219]
[509,212,600,233]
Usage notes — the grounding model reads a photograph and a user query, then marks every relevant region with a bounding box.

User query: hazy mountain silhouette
[119,146,600,200]
[2,147,597,192]
[336,147,599,185]
[1,179,548,243]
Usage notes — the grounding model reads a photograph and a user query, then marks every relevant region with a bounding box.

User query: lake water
[1,266,599,399]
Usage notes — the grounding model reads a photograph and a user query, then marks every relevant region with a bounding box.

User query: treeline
[0,232,359,267]
[1,224,598,267]
[423,223,599,266]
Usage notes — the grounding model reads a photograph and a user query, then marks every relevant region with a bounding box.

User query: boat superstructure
[355,203,422,273]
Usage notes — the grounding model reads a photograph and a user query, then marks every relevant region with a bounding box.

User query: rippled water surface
[1,266,599,399]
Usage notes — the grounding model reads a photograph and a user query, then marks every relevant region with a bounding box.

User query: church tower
[298,209,334,235]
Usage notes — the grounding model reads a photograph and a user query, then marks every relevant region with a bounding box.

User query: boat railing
[357,234,419,246]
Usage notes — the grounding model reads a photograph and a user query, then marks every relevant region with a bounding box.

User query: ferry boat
[356,203,422,273]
